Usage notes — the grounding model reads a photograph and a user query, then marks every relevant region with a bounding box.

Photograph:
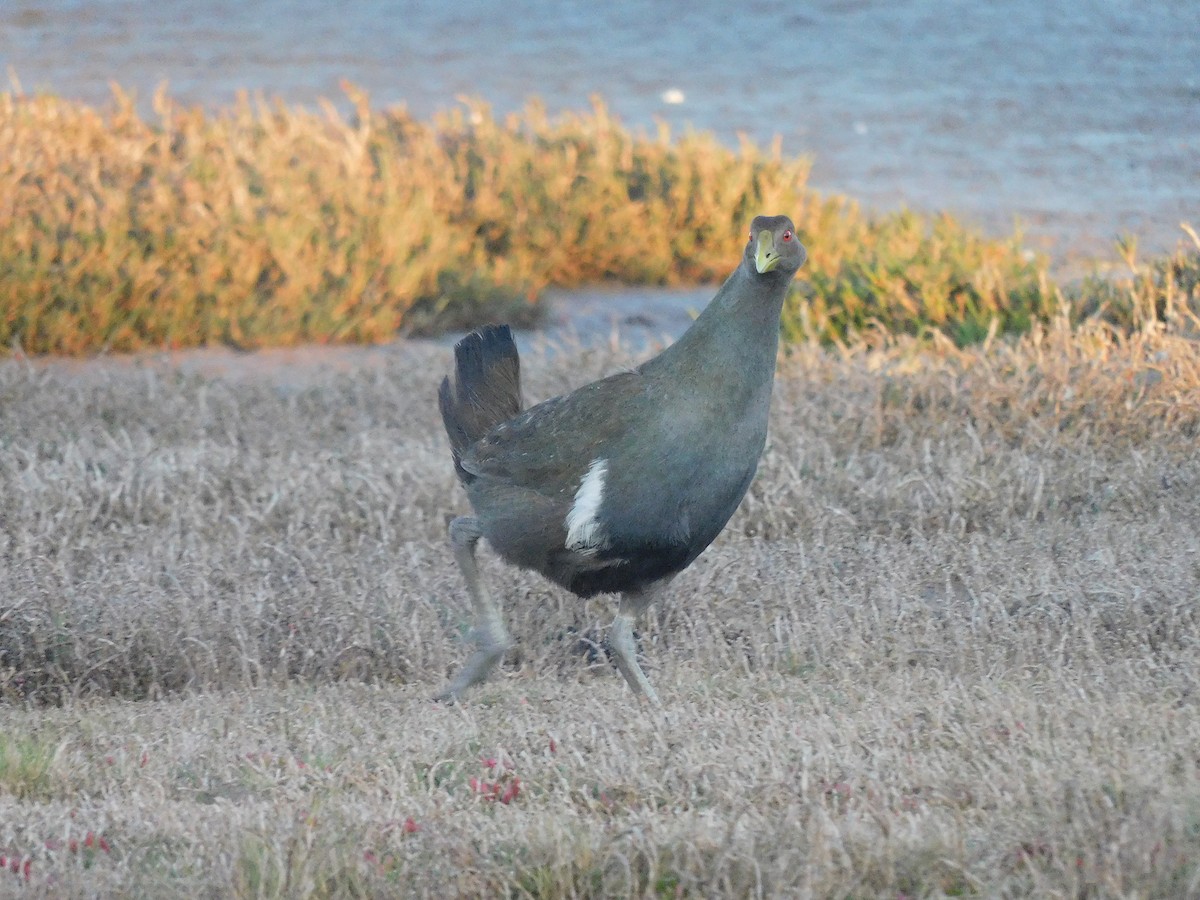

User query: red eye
[782,230,793,242]
[748,232,753,241]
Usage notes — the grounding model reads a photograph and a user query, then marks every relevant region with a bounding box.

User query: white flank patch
[565,458,608,551]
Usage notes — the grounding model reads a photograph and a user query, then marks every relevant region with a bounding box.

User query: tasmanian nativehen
[436,215,807,703]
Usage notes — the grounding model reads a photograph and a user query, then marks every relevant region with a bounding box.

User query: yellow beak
[754,230,779,274]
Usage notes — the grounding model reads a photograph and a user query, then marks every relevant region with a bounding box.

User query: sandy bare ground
[1,327,1198,896]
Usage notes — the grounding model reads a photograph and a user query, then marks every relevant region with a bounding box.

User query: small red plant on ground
[0,856,32,881]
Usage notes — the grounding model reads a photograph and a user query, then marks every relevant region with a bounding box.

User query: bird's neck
[648,264,788,390]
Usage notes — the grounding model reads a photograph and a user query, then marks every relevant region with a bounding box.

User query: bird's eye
[782,230,793,242]
[748,232,753,242]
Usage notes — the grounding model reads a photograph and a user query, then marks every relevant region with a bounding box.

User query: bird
[435,214,807,703]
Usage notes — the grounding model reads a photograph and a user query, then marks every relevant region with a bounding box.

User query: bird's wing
[459,371,645,492]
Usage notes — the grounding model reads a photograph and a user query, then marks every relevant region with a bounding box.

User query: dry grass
[1,311,1198,896]
[0,83,1059,355]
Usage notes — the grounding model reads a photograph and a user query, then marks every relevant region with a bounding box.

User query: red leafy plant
[0,856,33,881]
[469,754,521,804]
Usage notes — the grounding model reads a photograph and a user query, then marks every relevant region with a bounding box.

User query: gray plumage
[436,214,807,703]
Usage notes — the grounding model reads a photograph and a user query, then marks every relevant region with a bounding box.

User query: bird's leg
[608,588,661,706]
[435,516,513,702]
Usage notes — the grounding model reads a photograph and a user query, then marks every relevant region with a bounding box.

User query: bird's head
[745,215,807,278]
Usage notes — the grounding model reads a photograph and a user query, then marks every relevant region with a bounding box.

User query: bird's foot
[433,631,513,703]
[610,652,661,707]
[607,613,661,706]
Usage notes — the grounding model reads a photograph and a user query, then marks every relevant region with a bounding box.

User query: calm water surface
[3,0,1198,266]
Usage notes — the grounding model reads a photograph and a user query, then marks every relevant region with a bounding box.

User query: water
[3,0,1198,268]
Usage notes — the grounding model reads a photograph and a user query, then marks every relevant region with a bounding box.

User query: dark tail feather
[438,324,523,484]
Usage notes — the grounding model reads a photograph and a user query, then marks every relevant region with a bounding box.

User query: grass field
[1,311,1198,897]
